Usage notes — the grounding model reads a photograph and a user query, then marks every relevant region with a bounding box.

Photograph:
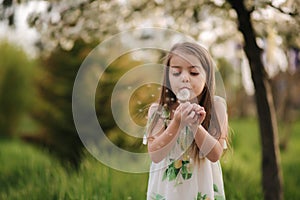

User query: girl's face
[169,52,206,100]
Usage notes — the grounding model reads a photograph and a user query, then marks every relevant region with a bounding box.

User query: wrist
[189,123,199,133]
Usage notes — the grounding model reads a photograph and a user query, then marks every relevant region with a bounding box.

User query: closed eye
[190,72,199,76]
[172,72,181,76]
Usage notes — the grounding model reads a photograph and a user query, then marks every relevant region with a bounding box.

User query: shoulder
[148,103,160,117]
[213,96,227,122]
[149,103,159,112]
[214,96,227,113]
[214,96,227,107]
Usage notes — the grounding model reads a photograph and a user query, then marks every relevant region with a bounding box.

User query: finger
[183,104,194,116]
[199,110,206,123]
[180,102,190,110]
[176,103,182,111]
[199,110,206,116]
[193,106,202,114]
[189,110,196,118]
[190,114,200,124]
[192,104,203,115]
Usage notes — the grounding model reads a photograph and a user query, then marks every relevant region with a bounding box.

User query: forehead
[169,52,201,67]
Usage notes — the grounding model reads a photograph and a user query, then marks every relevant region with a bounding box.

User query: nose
[181,71,190,83]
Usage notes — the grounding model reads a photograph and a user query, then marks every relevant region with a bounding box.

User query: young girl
[143,42,228,200]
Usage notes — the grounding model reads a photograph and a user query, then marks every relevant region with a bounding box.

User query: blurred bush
[28,39,95,169]
[95,52,152,152]
[0,41,35,137]
[10,39,159,168]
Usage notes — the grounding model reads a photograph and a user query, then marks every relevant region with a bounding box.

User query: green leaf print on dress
[151,193,166,200]
[194,184,225,200]
[162,158,193,185]
[213,184,225,200]
[195,192,208,200]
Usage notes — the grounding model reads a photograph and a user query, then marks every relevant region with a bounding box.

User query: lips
[179,87,191,90]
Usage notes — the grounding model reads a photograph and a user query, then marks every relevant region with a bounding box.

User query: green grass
[0,139,148,200]
[0,118,299,199]
[280,121,300,199]
[224,118,300,200]
[222,118,262,200]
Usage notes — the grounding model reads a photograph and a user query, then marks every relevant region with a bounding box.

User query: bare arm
[146,104,180,163]
[192,98,228,162]
[147,103,197,163]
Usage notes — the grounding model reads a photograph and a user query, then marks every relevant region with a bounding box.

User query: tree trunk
[226,1,283,200]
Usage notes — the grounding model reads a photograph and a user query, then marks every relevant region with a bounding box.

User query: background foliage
[0,41,35,138]
[0,0,300,199]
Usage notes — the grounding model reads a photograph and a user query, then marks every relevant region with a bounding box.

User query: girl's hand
[191,103,206,125]
[174,102,204,126]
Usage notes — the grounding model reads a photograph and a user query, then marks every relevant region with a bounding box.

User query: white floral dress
[144,97,227,200]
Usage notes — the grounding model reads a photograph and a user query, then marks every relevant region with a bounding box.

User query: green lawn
[1,118,299,199]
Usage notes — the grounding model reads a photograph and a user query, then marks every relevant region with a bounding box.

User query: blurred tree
[225,1,300,199]
[0,41,35,137]
[27,39,98,169]
[226,1,285,199]
[271,70,300,150]
[0,0,14,26]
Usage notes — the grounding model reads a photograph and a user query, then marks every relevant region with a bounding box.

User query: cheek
[192,78,206,96]
[168,74,179,92]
